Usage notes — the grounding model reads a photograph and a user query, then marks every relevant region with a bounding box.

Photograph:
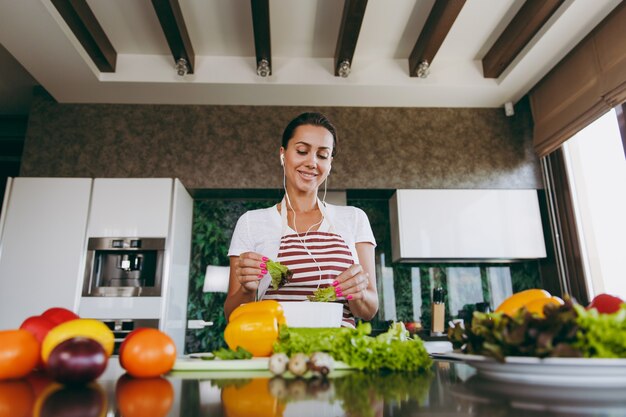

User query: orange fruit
[0,329,40,380]
[116,375,173,417]
[118,329,176,378]
[0,380,35,417]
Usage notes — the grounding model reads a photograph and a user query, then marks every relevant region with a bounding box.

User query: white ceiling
[0,0,622,113]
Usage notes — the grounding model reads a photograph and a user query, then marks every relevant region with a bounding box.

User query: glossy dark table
[5,359,626,417]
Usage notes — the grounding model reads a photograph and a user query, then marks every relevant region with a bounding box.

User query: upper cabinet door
[88,178,173,237]
[390,189,547,262]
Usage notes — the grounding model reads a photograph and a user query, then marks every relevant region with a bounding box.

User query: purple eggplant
[46,337,108,385]
[39,384,106,417]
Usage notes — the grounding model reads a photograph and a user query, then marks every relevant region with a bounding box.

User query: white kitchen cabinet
[88,178,173,237]
[0,177,92,328]
[390,189,547,262]
[79,178,193,354]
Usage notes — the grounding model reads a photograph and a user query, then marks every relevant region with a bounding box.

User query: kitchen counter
[5,358,626,417]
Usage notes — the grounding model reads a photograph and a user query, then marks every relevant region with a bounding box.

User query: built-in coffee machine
[82,237,166,352]
[83,237,165,297]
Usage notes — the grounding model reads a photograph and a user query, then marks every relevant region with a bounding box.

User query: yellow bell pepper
[495,289,551,316]
[221,378,285,417]
[224,311,280,357]
[524,296,564,317]
[228,300,286,325]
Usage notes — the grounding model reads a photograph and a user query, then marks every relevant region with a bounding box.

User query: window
[562,109,626,298]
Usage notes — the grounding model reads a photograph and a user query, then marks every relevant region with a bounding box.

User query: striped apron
[262,199,356,327]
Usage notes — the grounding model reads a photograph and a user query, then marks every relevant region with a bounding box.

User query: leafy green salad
[448,297,626,361]
[273,322,432,372]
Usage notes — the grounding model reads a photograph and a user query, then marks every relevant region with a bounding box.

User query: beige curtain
[530,2,626,157]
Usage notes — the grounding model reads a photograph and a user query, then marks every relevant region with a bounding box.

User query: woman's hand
[332,264,371,301]
[233,252,269,294]
[224,252,269,319]
[332,243,379,320]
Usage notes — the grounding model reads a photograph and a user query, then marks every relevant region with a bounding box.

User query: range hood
[389,190,547,262]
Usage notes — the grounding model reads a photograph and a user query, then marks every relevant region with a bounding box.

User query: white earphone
[280,154,285,166]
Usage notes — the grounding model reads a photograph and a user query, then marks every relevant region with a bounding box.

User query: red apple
[20,315,56,343]
[41,308,79,325]
[587,293,624,314]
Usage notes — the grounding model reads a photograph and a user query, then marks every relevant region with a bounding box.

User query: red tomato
[20,316,56,344]
[587,293,624,314]
[115,374,174,417]
[0,330,39,380]
[118,329,176,378]
[41,308,79,325]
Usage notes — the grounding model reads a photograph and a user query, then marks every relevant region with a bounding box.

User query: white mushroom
[288,353,310,377]
[268,377,288,399]
[268,352,289,375]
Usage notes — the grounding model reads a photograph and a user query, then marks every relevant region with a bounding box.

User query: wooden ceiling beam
[482,0,565,79]
[251,0,272,76]
[151,0,195,75]
[408,0,466,78]
[334,0,368,77]
[50,0,116,72]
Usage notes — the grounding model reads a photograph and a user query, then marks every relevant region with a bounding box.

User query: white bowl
[279,302,343,328]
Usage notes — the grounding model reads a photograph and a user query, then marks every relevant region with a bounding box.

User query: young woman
[224,112,378,327]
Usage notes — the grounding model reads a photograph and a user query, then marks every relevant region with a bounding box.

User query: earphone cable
[283,170,326,291]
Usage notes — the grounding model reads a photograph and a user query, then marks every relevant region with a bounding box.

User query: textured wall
[22,93,542,190]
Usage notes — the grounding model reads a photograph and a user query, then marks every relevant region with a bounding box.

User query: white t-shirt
[228,202,376,266]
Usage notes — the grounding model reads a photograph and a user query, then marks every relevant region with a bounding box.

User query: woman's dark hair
[281,112,338,156]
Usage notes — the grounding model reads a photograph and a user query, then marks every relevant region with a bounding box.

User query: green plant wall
[185,199,275,353]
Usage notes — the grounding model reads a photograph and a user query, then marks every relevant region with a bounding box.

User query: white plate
[443,352,626,387]
[450,375,626,415]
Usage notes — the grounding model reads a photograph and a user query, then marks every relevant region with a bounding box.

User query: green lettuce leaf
[267,260,293,290]
[573,304,626,358]
[202,346,253,360]
[307,286,337,302]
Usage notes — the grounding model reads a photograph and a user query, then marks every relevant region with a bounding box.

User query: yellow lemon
[41,319,114,364]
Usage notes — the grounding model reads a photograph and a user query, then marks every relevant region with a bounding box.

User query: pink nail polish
[262,256,269,261]
[332,280,339,286]
[261,269,268,274]
[347,295,353,300]
[335,288,342,296]
[260,262,266,269]
[258,274,263,279]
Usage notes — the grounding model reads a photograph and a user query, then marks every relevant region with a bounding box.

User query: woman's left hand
[332,264,371,301]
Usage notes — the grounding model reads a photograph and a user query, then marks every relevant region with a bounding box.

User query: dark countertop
[6,358,626,417]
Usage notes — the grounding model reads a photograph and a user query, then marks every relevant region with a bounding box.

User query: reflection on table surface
[2,359,626,417]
